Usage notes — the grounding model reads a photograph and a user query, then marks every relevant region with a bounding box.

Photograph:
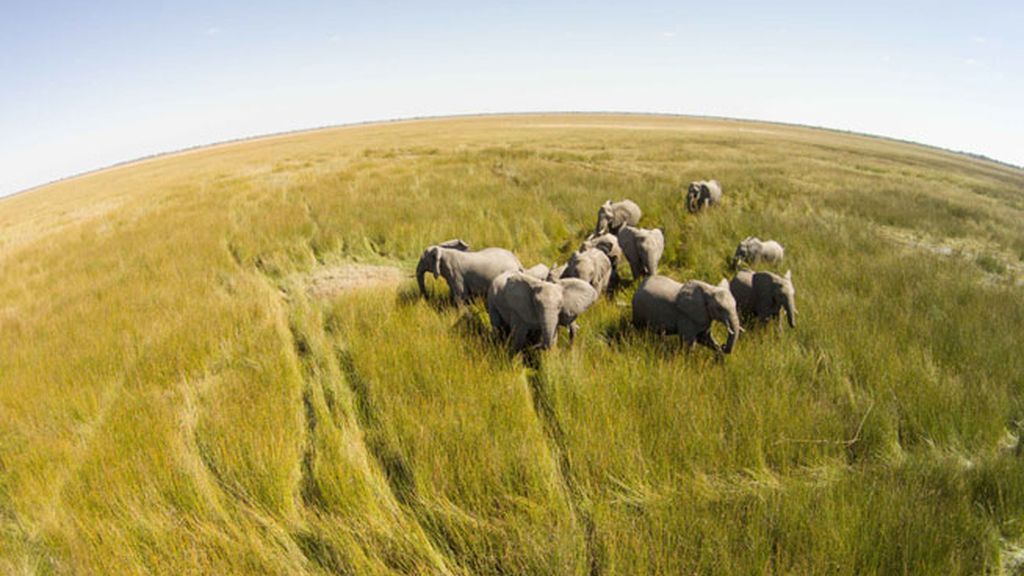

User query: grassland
[1,114,1023,574]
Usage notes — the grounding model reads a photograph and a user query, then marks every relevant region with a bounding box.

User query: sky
[1,0,1021,196]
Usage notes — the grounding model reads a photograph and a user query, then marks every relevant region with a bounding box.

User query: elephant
[580,232,624,289]
[617,225,665,279]
[594,199,642,235]
[488,271,599,351]
[732,236,784,268]
[632,275,741,354]
[416,239,522,304]
[686,180,722,213]
[730,270,796,328]
[547,262,568,282]
[580,233,623,266]
[562,248,613,295]
[524,263,551,281]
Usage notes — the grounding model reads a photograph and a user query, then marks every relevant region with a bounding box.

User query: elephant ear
[700,279,725,304]
[676,282,711,326]
[433,248,446,277]
[422,246,442,277]
[438,239,470,251]
[557,279,598,317]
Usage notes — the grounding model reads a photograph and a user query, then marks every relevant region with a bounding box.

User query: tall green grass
[0,114,1022,574]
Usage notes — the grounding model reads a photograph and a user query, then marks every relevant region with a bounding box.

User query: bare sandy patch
[306,263,406,297]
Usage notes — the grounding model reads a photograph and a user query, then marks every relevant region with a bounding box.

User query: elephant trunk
[644,250,658,277]
[723,311,740,354]
[416,257,430,297]
[783,296,796,328]
[540,303,560,350]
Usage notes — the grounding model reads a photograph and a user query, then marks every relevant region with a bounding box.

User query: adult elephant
[562,248,613,295]
[618,225,664,279]
[730,270,797,328]
[686,180,722,213]
[416,239,521,304]
[594,200,642,235]
[488,271,599,352]
[632,275,741,354]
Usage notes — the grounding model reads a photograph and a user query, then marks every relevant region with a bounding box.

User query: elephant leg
[628,259,641,280]
[489,309,510,340]
[510,324,531,353]
[680,334,697,351]
[568,321,579,344]
[447,277,467,306]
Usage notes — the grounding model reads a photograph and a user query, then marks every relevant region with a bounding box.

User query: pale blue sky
[1,1,1021,196]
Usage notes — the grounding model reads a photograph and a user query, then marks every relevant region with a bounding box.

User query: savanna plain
[1,114,1023,575]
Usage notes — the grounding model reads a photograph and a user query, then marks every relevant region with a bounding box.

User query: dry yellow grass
[1,114,1023,574]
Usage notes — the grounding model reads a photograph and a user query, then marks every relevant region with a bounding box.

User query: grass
[0,113,1022,574]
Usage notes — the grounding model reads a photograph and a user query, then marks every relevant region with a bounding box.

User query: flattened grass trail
[1,114,1023,574]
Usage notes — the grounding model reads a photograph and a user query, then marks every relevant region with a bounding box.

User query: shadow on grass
[602,315,731,363]
[395,283,462,313]
[450,304,523,364]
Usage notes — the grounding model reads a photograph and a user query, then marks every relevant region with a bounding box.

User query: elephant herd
[416,181,797,356]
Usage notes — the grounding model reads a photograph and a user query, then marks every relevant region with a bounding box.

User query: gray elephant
[562,248,613,295]
[633,275,741,354]
[416,239,522,304]
[523,263,551,281]
[618,225,665,279]
[581,232,624,288]
[594,199,642,235]
[686,180,722,213]
[488,271,599,351]
[732,236,784,268]
[730,270,796,328]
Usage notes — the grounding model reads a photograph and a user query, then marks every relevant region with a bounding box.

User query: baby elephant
[562,248,613,295]
[686,180,722,213]
[580,232,624,289]
[547,263,567,282]
[618,226,664,279]
[580,233,623,269]
[730,270,796,328]
[632,275,741,354]
[732,236,784,268]
[523,263,551,280]
[594,199,642,235]
[416,239,522,304]
[488,271,599,352]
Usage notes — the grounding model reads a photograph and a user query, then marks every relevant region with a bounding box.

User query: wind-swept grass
[0,114,1022,574]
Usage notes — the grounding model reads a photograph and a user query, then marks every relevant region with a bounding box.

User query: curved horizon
[5,110,1021,201]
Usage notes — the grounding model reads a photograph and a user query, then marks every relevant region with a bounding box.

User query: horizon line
[5,110,1021,201]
